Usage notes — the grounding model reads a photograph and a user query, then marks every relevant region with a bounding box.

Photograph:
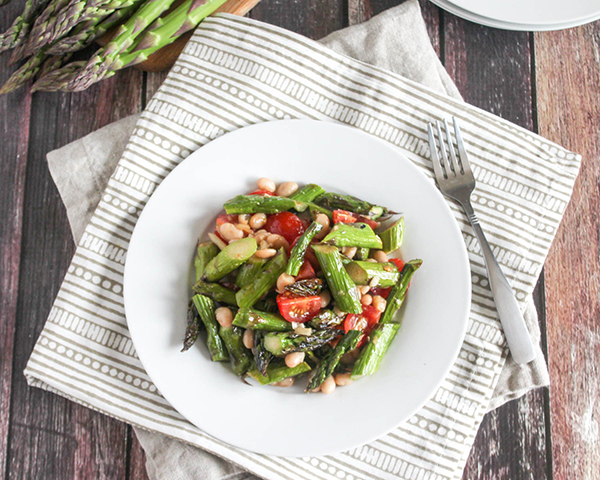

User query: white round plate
[430,0,600,30]
[124,120,471,457]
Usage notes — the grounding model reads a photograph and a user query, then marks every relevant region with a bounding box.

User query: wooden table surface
[1,0,599,479]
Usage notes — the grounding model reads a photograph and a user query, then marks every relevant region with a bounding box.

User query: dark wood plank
[0,3,34,477]
[126,427,150,480]
[440,12,551,480]
[6,66,143,479]
[535,21,600,480]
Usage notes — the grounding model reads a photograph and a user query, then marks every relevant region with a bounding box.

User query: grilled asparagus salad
[183,178,422,394]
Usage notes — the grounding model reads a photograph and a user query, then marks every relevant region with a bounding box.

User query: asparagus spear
[236,248,287,309]
[314,192,390,219]
[308,202,333,220]
[247,359,311,386]
[0,51,47,94]
[355,247,370,261]
[0,0,51,54]
[308,309,345,329]
[380,218,404,253]
[194,241,219,282]
[233,308,292,332]
[235,256,267,289]
[286,221,322,276]
[306,330,362,391]
[192,294,229,362]
[181,300,202,352]
[263,329,341,356]
[380,259,422,324]
[224,194,306,214]
[219,324,252,376]
[192,282,237,306]
[350,323,401,379]
[288,184,325,203]
[253,330,272,376]
[312,244,362,314]
[203,237,257,282]
[345,261,400,287]
[323,223,383,249]
[284,278,323,297]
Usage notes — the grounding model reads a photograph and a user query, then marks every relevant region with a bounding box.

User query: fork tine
[427,123,446,181]
[436,121,451,177]
[443,119,462,175]
[452,117,472,175]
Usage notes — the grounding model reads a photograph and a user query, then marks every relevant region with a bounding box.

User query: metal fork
[427,117,536,364]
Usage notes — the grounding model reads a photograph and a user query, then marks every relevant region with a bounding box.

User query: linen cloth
[26,2,578,479]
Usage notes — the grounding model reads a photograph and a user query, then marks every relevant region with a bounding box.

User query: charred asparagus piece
[224,195,306,214]
[323,223,383,249]
[288,183,325,203]
[192,294,229,362]
[194,241,219,282]
[308,309,345,329]
[380,217,404,253]
[219,324,252,376]
[204,237,257,282]
[350,323,401,379]
[235,256,267,289]
[236,248,287,309]
[284,278,323,297]
[314,192,389,219]
[380,259,422,324]
[181,300,201,352]
[192,282,237,306]
[263,329,341,356]
[286,221,322,276]
[247,359,311,386]
[253,330,272,376]
[232,308,293,332]
[345,261,400,287]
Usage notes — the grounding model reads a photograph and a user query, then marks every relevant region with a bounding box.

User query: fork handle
[462,201,537,364]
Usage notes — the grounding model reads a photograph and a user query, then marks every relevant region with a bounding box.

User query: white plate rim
[123,119,473,457]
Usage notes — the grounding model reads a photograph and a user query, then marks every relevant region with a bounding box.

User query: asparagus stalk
[308,202,333,220]
[219,325,252,376]
[181,300,202,352]
[380,217,404,253]
[236,248,287,309]
[285,221,322,276]
[192,282,237,306]
[38,52,72,79]
[312,244,362,314]
[0,51,47,94]
[323,223,383,249]
[232,308,292,332]
[380,259,422,324]
[288,183,325,203]
[308,309,345,329]
[247,359,311,386]
[194,241,219,282]
[355,247,370,261]
[283,278,323,297]
[235,256,267,289]
[306,330,362,391]
[350,323,401,379]
[0,0,50,54]
[224,194,306,214]
[263,329,341,356]
[345,261,400,287]
[314,192,390,219]
[203,237,257,282]
[253,330,272,376]
[192,294,229,362]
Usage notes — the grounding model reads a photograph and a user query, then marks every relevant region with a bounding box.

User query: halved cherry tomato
[295,260,316,280]
[344,305,381,347]
[216,214,238,226]
[332,209,380,229]
[370,286,392,299]
[389,258,405,272]
[265,212,306,244]
[249,189,275,196]
[277,293,321,323]
[333,210,357,224]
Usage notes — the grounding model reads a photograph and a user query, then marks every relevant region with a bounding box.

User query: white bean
[319,291,331,309]
[219,223,243,241]
[257,177,276,193]
[361,294,373,306]
[314,213,330,240]
[372,250,389,263]
[321,376,336,395]
[334,373,354,386]
[267,233,289,250]
[372,295,387,313]
[249,213,267,230]
[358,285,370,295]
[276,181,299,197]
[238,214,250,225]
[236,223,253,234]
[342,247,357,259]
[215,307,233,327]
[254,248,277,259]
[243,329,254,349]
[272,377,295,387]
[277,272,295,293]
[294,326,312,336]
[285,352,305,368]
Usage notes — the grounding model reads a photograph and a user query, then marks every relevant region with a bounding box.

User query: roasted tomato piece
[265,211,306,244]
[295,260,316,280]
[249,189,275,196]
[333,210,357,224]
[369,286,392,299]
[277,293,322,323]
[344,305,381,347]
[389,258,405,272]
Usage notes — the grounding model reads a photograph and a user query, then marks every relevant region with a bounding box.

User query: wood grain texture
[0,3,33,476]
[4,67,144,479]
[535,21,600,480]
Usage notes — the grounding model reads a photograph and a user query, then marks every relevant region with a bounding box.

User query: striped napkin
[26,12,580,480]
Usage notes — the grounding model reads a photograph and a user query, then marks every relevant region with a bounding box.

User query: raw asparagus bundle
[0,0,50,54]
